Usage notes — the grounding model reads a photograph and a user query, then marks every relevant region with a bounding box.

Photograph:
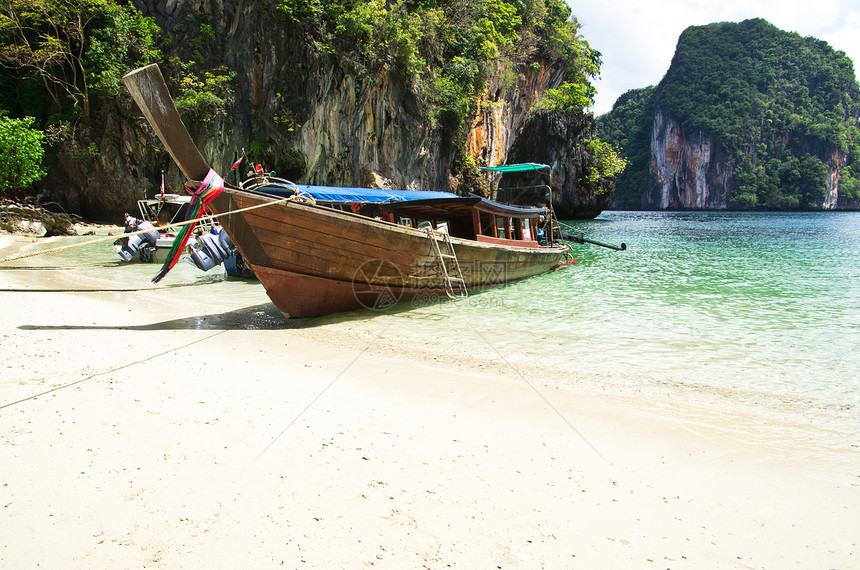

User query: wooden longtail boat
[122,64,572,318]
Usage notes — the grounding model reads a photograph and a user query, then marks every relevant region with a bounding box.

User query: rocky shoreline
[0,197,83,237]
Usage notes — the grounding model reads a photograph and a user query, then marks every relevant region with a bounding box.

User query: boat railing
[240,174,295,192]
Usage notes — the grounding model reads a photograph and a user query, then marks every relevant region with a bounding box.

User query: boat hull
[250,264,449,317]
[210,187,569,318]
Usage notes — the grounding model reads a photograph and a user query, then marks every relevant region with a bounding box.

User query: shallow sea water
[328,211,860,432]
[2,212,858,432]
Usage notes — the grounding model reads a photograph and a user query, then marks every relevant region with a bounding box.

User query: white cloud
[573,0,860,115]
[820,10,860,67]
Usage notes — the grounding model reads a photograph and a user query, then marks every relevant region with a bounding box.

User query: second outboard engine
[115,221,159,261]
[186,228,237,271]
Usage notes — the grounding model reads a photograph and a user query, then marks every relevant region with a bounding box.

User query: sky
[572,0,860,115]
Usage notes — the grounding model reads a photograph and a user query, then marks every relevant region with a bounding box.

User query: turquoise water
[349,211,859,429]
[3,212,858,429]
[0,232,228,291]
[563,211,859,409]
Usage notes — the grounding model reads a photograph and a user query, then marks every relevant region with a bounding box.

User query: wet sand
[1,232,858,567]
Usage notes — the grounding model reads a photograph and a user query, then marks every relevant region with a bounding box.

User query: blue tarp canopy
[254,182,459,203]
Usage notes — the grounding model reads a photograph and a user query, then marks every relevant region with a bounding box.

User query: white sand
[1,234,858,568]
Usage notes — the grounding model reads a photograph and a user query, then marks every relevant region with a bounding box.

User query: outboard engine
[185,228,237,271]
[115,221,160,261]
[138,243,157,263]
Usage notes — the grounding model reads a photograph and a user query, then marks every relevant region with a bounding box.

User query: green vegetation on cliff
[594,86,653,206]
[276,0,600,136]
[0,0,160,119]
[598,18,860,210]
[273,0,626,186]
[0,0,160,199]
[0,0,619,214]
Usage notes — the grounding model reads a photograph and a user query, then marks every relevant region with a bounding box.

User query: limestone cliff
[644,105,847,210]
[37,0,603,220]
[42,0,462,219]
[43,96,174,221]
[646,106,731,209]
[188,0,568,193]
[502,110,615,219]
[600,19,860,211]
[467,62,566,169]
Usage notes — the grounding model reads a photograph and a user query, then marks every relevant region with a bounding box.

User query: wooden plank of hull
[250,264,449,318]
[251,261,553,318]
[209,187,569,317]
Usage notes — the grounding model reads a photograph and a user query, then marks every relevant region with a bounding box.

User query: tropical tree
[0,0,159,120]
[0,114,45,193]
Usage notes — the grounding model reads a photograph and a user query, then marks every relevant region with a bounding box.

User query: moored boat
[122,64,574,318]
[114,193,190,262]
[114,191,253,276]
[210,187,569,316]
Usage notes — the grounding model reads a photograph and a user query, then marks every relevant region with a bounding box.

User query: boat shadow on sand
[17,299,433,331]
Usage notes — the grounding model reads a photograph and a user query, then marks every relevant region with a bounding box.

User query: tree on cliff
[0,0,160,120]
[597,18,860,210]
[534,81,626,190]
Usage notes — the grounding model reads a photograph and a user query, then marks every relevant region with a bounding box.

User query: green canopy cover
[480,163,550,173]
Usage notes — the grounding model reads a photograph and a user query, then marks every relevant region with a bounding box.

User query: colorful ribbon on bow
[152,168,224,283]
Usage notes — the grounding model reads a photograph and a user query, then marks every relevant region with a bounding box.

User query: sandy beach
[1,232,858,568]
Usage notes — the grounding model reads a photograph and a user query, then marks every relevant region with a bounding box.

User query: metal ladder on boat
[425,227,468,299]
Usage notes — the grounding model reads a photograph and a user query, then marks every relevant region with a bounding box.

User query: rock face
[292,68,446,191]
[505,110,615,219]
[646,106,731,209]
[46,97,164,222]
[643,106,848,210]
[36,0,607,220]
[137,0,569,193]
[601,19,860,211]
[822,148,846,209]
[468,62,566,169]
